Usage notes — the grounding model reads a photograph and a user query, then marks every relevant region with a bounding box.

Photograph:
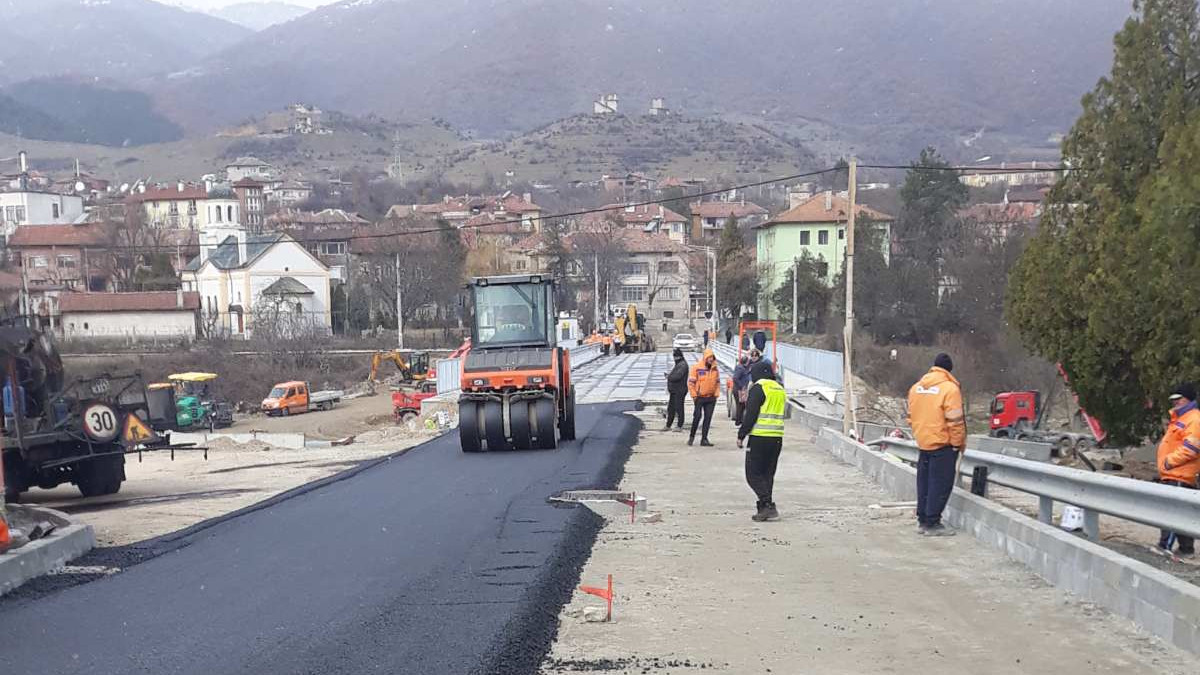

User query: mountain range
[0,0,1135,160]
[208,1,310,30]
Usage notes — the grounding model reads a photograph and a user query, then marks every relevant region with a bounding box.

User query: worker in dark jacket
[737,361,787,521]
[731,355,752,425]
[662,348,689,431]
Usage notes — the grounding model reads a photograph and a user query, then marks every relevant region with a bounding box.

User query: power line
[46,166,844,253]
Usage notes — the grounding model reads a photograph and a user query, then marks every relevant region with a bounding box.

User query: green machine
[149,373,234,431]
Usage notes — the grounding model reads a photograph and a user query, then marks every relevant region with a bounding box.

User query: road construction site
[2,347,1199,673]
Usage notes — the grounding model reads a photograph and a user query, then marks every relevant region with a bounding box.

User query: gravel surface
[0,403,640,675]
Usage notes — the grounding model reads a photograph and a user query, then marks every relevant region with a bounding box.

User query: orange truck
[261,381,344,416]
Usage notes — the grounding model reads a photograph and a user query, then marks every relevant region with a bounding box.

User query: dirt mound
[204,437,275,453]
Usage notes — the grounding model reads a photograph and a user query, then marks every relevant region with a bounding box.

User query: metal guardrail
[870,436,1200,541]
[568,342,603,368]
[712,341,843,388]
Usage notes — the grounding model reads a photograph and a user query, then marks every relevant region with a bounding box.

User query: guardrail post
[1038,496,1053,524]
[1082,508,1100,541]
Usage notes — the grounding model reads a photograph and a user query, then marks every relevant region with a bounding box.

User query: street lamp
[687,244,717,334]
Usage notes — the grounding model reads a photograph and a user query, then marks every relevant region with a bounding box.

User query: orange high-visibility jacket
[688,350,720,399]
[907,367,967,450]
[1158,402,1200,484]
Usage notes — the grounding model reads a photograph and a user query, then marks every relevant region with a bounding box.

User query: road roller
[458,274,576,452]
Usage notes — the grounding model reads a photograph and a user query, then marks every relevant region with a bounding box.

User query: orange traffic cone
[579,574,613,621]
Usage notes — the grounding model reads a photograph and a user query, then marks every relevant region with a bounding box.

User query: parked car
[672,333,697,351]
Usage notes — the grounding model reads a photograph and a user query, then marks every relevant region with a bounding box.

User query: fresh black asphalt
[0,402,640,675]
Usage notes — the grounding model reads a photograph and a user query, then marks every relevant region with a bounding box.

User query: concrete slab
[0,505,95,597]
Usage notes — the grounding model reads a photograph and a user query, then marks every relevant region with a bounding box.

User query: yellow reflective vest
[750,378,787,438]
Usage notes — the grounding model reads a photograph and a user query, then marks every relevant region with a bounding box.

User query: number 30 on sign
[82,402,120,442]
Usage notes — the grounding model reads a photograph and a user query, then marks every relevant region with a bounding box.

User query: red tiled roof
[59,291,200,313]
[9,224,107,247]
[126,185,208,203]
[764,191,893,227]
[614,229,688,254]
[590,203,688,226]
[691,201,768,219]
[959,203,1041,223]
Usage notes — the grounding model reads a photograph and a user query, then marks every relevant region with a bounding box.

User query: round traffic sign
[82,402,120,442]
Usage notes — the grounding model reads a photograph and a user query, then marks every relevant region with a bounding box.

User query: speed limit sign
[82,402,120,443]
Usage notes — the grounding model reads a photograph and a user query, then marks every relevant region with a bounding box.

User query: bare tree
[98,207,177,292]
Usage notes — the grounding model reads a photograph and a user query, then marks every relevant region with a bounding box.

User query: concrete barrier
[0,505,95,597]
[788,403,1200,656]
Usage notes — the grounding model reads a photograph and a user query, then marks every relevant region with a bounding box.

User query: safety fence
[433,342,603,396]
[712,341,844,389]
[869,436,1200,541]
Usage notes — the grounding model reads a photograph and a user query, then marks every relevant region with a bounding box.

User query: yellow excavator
[614,304,654,353]
[367,350,430,384]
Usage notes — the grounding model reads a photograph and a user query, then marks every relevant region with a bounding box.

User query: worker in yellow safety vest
[737,361,786,522]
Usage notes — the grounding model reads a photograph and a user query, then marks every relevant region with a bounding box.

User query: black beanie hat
[934,353,953,372]
[672,347,684,360]
[751,361,775,382]
[1170,382,1197,402]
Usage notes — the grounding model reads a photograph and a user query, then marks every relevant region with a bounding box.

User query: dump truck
[261,381,343,416]
[457,274,576,452]
[0,326,185,501]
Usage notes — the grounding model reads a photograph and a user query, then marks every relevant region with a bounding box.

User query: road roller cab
[458,275,577,452]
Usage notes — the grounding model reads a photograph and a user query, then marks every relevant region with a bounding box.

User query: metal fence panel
[711,341,842,388]
[436,358,462,394]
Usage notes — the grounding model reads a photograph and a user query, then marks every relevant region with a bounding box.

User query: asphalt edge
[792,405,1200,657]
[0,433,442,606]
[0,505,96,598]
[474,402,643,675]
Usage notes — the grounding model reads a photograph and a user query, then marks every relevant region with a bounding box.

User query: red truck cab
[989,390,1040,432]
[392,380,438,422]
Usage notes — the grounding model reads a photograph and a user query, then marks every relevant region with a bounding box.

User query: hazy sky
[180,0,339,10]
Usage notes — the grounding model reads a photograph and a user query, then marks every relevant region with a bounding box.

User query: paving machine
[457,274,576,452]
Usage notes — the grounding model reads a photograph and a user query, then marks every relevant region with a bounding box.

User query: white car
[672,333,697,351]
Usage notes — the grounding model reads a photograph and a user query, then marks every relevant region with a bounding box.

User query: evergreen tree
[1007,0,1200,443]
[716,215,758,321]
[771,251,830,333]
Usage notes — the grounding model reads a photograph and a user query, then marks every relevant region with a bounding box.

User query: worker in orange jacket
[687,348,720,446]
[1157,383,1200,557]
[907,353,966,536]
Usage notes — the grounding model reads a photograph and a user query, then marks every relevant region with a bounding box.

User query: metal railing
[869,436,1200,541]
[712,340,843,388]
[568,342,603,368]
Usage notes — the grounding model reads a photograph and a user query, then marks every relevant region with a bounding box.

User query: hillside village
[0,130,1056,346]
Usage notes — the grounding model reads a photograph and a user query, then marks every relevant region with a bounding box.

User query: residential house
[8,223,108,330]
[180,229,332,337]
[268,180,313,208]
[386,192,543,232]
[127,183,234,230]
[582,203,689,243]
[225,157,276,184]
[958,161,1062,188]
[0,187,85,238]
[59,291,200,340]
[690,200,769,242]
[600,173,656,196]
[511,228,691,324]
[233,178,267,231]
[755,191,894,320]
[959,201,1042,240]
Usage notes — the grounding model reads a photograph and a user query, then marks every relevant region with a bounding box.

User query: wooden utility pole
[842,158,858,436]
[594,254,600,330]
[395,252,404,350]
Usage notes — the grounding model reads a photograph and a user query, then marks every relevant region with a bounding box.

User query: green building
[754,191,893,320]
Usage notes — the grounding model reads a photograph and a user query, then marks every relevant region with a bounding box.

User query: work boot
[761,502,780,521]
[751,502,768,522]
[923,523,955,537]
[673,426,684,433]
[687,435,695,446]
[700,438,714,447]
